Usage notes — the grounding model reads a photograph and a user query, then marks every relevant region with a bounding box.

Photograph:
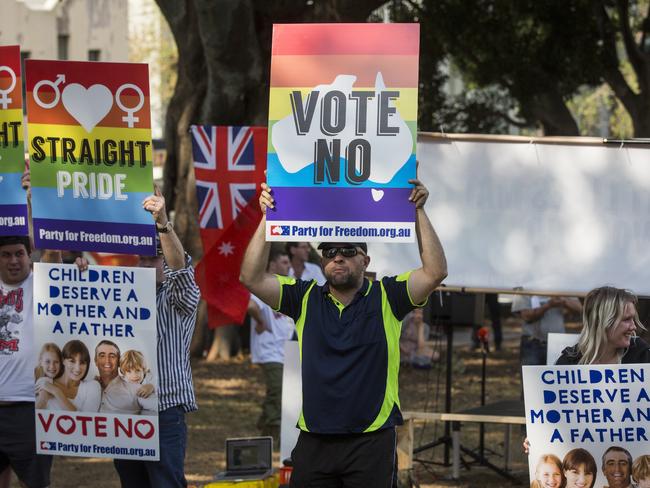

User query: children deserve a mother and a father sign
[524,364,650,488]
[34,263,159,460]
[266,23,419,243]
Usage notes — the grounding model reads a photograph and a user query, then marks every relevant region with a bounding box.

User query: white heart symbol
[57,416,75,434]
[134,420,155,439]
[61,83,113,133]
[371,189,384,202]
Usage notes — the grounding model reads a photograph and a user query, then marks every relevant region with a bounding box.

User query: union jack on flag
[191,126,266,231]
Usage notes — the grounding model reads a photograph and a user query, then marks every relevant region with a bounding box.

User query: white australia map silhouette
[272,72,413,184]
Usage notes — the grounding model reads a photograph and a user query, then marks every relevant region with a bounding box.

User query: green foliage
[568,85,634,139]
[389,0,650,136]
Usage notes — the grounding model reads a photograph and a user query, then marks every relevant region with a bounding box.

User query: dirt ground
[14,322,532,488]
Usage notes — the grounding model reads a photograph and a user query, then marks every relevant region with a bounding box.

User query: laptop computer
[214,436,273,481]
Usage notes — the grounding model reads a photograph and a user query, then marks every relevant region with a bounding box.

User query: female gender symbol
[0,66,17,109]
[33,74,66,109]
[115,83,145,128]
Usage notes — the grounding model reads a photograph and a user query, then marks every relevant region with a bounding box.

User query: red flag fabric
[195,201,262,328]
[190,125,266,327]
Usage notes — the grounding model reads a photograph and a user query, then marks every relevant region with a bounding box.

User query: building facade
[0,0,128,63]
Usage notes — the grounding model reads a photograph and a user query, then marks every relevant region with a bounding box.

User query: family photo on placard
[531,448,650,488]
[35,340,157,415]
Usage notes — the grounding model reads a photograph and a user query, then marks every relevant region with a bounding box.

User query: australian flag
[191,126,267,328]
[191,126,266,232]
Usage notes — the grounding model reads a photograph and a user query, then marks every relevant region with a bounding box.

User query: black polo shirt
[275,271,423,434]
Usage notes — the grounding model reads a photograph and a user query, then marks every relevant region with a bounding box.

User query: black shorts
[290,427,396,488]
[0,402,52,488]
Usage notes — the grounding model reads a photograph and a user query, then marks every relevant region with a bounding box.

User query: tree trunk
[155,0,206,258]
[189,300,208,357]
[527,91,580,136]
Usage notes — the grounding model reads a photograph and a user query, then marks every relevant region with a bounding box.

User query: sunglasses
[321,247,363,259]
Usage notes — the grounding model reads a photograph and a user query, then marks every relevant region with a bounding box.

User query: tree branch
[527,90,580,136]
[615,0,649,90]
[594,3,640,119]
[336,0,391,21]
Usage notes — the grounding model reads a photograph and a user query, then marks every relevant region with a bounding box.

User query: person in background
[513,294,582,366]
[0,170,88,488]
[399,308,438,368]
[247,248,295,443]
[286,242,326,285]
[111,187,200,487]
[524,287,650,455]
[556,286,650,365]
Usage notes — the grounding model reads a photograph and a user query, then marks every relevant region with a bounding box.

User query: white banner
[368,135,650,294]
[33,263,159,460]
[523,364,650,488]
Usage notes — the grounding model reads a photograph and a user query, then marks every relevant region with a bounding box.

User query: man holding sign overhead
[112,187,200,487]
[241,177,447,487]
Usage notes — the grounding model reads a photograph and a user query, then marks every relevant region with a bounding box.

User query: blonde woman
[524,286,650,455]
[556,286,650,365]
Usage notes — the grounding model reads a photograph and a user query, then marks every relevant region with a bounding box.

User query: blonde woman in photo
[562,449,596,488]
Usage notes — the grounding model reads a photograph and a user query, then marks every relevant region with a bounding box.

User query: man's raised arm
[406,178,448,305]
[240,182,282,309]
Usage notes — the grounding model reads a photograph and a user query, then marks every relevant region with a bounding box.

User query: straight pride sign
[25,60,156,255]
[266,24,419,243]
[0,45,28,235]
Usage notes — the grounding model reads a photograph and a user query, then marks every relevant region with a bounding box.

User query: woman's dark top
[555,337,650,365]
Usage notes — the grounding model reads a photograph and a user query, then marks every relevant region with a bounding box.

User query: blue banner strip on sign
[268,186,414,222]
[33,218,156,255]
[0,204,29,236]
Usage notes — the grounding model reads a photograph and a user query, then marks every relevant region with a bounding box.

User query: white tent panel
[367,135,650,295]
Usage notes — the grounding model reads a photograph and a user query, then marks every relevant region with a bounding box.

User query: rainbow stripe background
[267,24,419,231]
[25,60,155,254]
[0,45,29,236]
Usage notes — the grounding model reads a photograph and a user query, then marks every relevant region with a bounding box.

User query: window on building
[57,35,69,60]
[88,50,101,61]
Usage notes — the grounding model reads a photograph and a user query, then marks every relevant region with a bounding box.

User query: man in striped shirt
[112,188,200,488]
